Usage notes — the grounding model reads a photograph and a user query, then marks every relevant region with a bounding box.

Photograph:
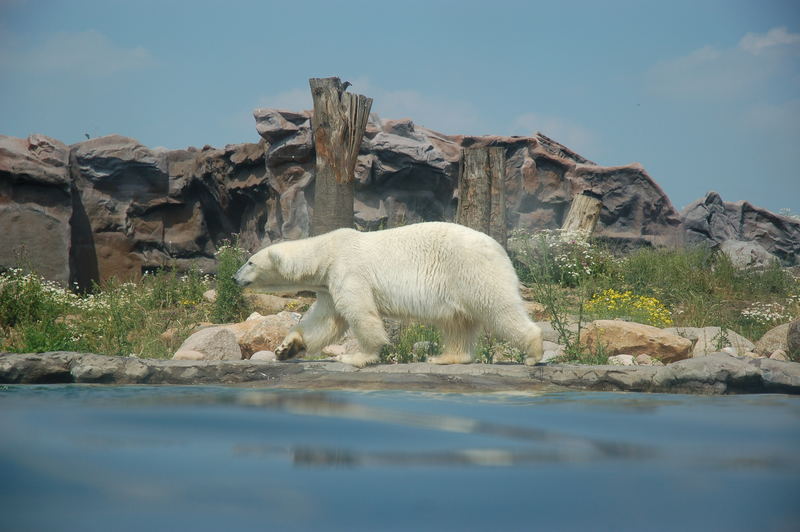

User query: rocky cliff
[1,134,271,287]
[255,109,684,246]
[1,110,797,286]
[682,191,800,266]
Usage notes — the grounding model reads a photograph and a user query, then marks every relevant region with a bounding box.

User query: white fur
[234,222,543,367]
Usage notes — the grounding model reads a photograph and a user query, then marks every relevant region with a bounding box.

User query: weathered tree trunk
[487,147,507,248]
[456,147,507,247]
[309,77,373,236]
[561,192,603,236]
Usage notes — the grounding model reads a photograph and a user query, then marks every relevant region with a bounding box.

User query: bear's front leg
[275,329,306,361]
[331,292,387,368]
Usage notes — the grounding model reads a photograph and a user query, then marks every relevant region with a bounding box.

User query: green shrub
[212,239,248,323]
[510,228,799,358]
[381,323,440,363]
[510,229,617,287]
[611,247,720,306]
[19,320,79,353]
[0,268,73,327]
[475,336,525,364]
[144,267,208,309]
[0,264,214,357]
[612,247,798,339]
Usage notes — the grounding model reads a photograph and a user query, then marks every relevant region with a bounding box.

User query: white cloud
[0,30,153,75]
[257,77,482,135]
[739,27,800,55]
[511,112,597,157]
[742,99,800,136]
[645,26,799,101]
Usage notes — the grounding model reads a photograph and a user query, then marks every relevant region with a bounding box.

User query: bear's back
[354,222,516,283]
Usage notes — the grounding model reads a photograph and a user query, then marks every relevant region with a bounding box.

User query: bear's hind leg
[428,320,478,364]
[335,301,388,368]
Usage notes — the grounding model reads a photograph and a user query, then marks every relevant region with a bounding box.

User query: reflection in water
[1,386,799,532]
[235,444,646,468]
[8,387,795,471]
[229,391,657,467]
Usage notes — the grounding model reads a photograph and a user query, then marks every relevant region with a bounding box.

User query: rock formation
[682,191,800,266]
[0,135,72,284]
[2,133,272,288]
[254,109,684,247]
[2,110,797,285]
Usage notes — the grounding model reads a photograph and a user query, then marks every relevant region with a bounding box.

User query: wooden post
[309,77,373,236]
[561,192,602,236]
[456,146,507,246]
[487,147,507,248]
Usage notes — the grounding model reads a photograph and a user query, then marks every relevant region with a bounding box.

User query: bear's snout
[232,264,252,287]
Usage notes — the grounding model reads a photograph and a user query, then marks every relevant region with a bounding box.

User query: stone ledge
[0,352,798,395]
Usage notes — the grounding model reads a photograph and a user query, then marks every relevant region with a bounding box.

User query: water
[1,386,798,532]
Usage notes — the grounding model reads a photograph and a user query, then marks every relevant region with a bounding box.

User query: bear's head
[233,242,318,292]
[233,247,282,289]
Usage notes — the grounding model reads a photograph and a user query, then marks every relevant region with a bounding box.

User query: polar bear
[233,222,543,367]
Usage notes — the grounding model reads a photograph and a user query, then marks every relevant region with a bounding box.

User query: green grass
[380,323,441,363]
[509,230,800,361]
[2,233,797,363]
[475,335,526,364]
[0,265,249,358]
[612,247,798,340]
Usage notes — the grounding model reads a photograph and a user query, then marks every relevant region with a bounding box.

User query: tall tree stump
[456,146,507,247]
[561,192,603,236]
[309,77,373,236]
[487,147,507,248]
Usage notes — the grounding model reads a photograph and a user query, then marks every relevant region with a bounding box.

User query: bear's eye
[248,261,253,266]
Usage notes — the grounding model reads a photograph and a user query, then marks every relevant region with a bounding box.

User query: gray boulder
[755,323,792,356]
[635,354,664,366]
[174,327,242,361]
[607,354,636,366]
[250,350,277,362]
[769,350,789,361]
[253,108,311,143]
[682,191,800,266]
[663,326,755,357]
[720,240,776,269]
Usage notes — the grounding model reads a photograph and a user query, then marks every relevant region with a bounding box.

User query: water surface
[1,386,798,531]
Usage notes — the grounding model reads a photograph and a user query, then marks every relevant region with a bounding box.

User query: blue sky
[1,0,798,212]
